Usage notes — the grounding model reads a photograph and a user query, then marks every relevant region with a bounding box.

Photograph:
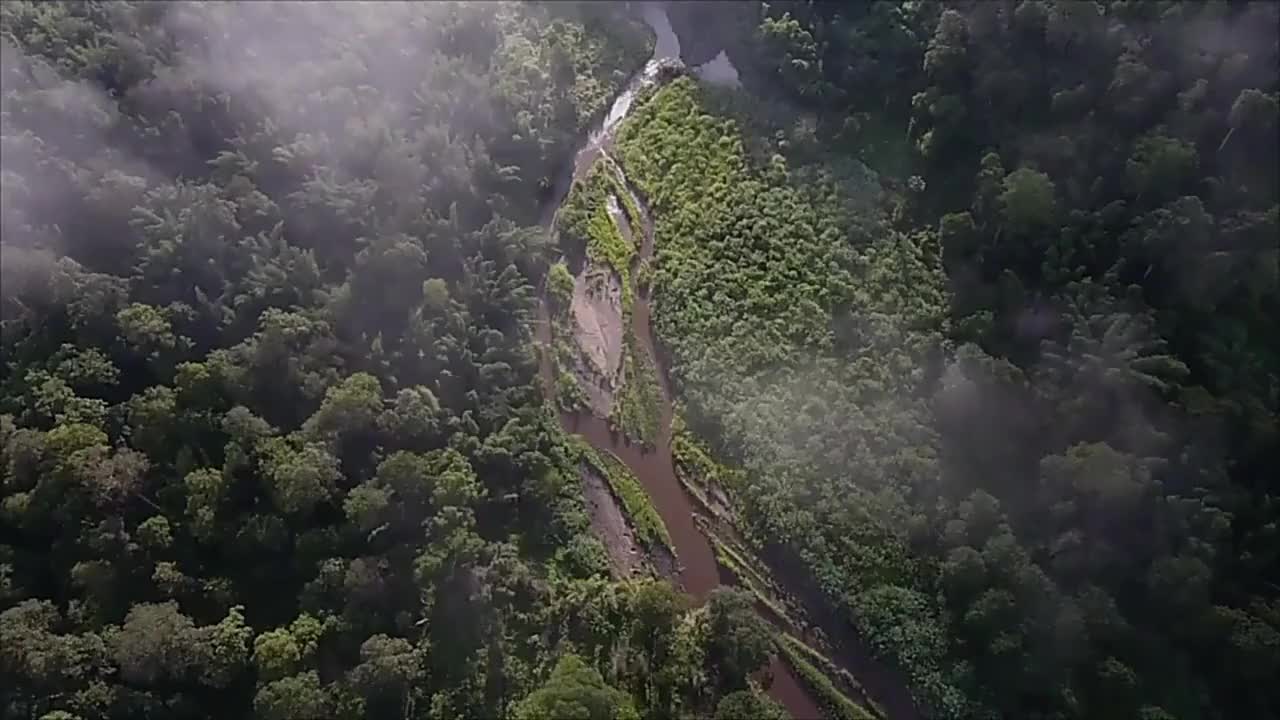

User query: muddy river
[536,4,824,718]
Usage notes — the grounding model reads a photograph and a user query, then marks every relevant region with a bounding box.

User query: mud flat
[568,264,625,416]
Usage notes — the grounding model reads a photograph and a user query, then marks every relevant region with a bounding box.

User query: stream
[535,4,824,718]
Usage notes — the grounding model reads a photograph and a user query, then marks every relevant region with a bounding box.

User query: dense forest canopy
[1,1,1277,720]
[656,2,1277,718]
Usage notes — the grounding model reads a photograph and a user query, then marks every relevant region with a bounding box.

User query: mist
[0,3,1275,720]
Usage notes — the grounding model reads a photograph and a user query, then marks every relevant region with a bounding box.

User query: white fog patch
[694,50,741,89]
[0,36,159,260]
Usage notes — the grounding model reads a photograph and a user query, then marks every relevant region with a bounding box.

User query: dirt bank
[581,464,646,578]
[569,263,624,416]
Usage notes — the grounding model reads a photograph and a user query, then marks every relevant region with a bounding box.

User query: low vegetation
[776,634,880,720]
[557,157,637,315]
[704,527,791,627]
[578,442,673,554]
[609,331,663,445]
[555,369,590,412]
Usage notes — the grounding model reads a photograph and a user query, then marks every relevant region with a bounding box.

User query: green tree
[713,689,788,720]
[253,671,334,720]
[253,628,303,682]
[514,654,639,720]
[184,467,229,540]
[347,635,425,712]
[258,437,341,516]
[111,602,199,685]
[1126,134,1198,203]
[195,605,253,688]
[136,515,172,551]
[1226,88,1278,142]
[758,13,823,98]
[377,386,442,451]
[125,386,177,459]
[547,261,575,313]
[301,372,383,445]
[704,589,773,692]
[116,302,188,366]
[999,168,1056,234]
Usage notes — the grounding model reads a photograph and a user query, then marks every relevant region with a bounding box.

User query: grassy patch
[776,634,881,720]
[671,430,720,489]
[611,331,662,445]
[558,158,636,315]
[672,429,750,511]
[556,369,589,412]
[635,256,653,292]
[605,161,644,238]
[578,441,673,554]
[777,632,879,715]
[675,464,713,513]
[699,519,804,633]
[549,308,594,409]
[707,529,792,625]
[710,533,771,595]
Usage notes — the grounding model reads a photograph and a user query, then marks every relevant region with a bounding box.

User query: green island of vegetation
[556,156,639,316]
[577,441,673,554]
[776,633,880,720]
[610,330,663,446]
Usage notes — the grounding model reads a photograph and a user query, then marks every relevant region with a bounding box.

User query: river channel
[536,4,824,718]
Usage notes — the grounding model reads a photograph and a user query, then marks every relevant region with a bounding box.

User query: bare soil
[569,263,625,416]
[582,464,647,578]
